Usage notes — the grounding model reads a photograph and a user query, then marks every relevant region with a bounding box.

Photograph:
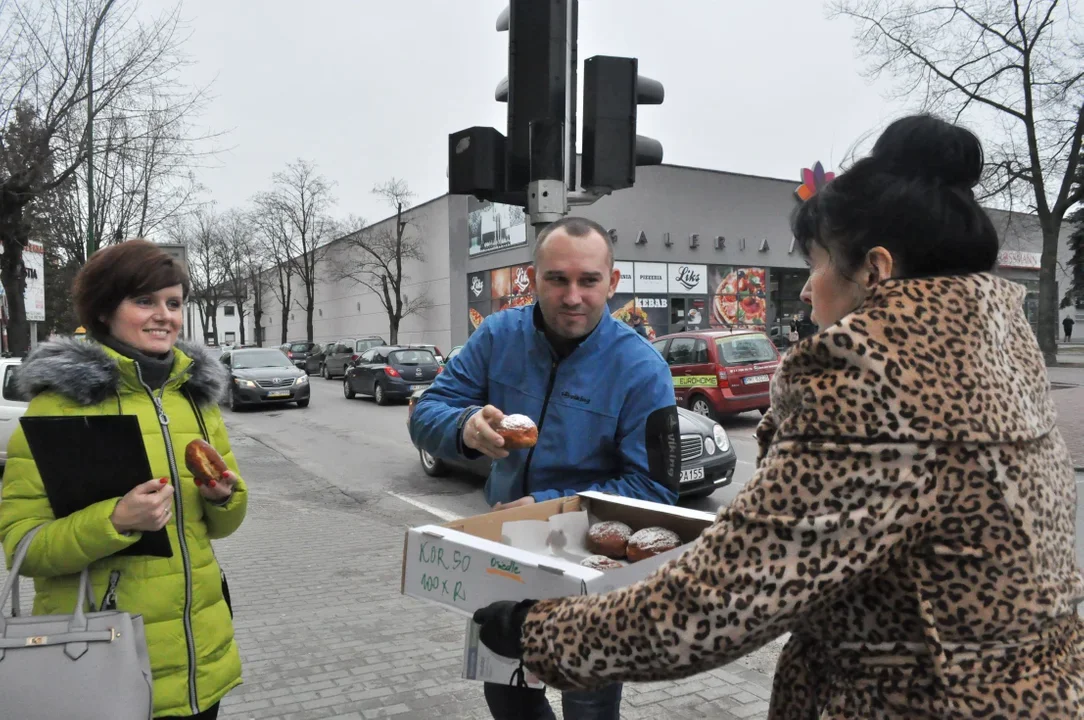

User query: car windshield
[232,350,295,369]
[390,349,436,366]
[289,343,311,352]
[714,334,776,366]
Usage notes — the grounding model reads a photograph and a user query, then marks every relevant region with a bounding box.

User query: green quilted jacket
[0,339,247,718]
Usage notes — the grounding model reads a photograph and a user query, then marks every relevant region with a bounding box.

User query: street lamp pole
[85,0,118,262]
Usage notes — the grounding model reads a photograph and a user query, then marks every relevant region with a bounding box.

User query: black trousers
[188,703,220,720]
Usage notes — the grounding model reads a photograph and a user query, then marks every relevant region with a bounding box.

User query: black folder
[19,415,173,558]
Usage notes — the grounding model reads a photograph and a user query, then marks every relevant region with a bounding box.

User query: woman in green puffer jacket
[0,240,246,719]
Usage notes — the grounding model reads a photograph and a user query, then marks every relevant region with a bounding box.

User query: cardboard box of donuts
[401,492,716,686]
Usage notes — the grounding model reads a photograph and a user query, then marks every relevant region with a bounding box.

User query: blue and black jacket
[409,304,680,506]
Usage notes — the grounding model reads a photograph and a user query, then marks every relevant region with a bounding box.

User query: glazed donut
[496,414,538,450]
[185,439,227,485]
[586,521,633,559]
[627,527,682,562]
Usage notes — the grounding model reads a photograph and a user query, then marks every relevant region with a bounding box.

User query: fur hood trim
[16,338,228,407]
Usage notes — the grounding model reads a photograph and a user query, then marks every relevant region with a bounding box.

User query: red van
[652,330,781,419]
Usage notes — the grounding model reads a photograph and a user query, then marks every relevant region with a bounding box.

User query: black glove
[472,599,536,659]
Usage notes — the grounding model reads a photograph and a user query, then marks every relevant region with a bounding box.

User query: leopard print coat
[520,274,1084,719]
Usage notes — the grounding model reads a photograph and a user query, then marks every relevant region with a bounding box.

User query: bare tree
[216,208,253,346]
[175,207,225,344]
[259,159,336,342]
[831,0,1084,364]
[334,179,434,345]
[251,193,294,345]
[47,89,209,264]
[0,0,211,354]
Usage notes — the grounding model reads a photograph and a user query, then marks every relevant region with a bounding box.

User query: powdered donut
[496,414,538,449]
[627,527,682,562]
[586,521,633,559]
[580,555,624,571]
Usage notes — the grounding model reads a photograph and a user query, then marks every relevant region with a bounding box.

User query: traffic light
[581,56,665,194]
[449,2,663,222]
[496,0,577,192]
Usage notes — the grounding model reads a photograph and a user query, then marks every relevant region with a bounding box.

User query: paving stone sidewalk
[209,433,775,720]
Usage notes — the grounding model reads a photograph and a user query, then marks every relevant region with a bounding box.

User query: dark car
[405,389,735,501]
[652,330,781,420]
[321,336,387,379]
[344,347,443,406]
[280,341,324,374]
[221,348,311,411]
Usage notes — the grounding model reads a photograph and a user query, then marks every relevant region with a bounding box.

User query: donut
[496,414,538,449]
[627,527,682,562]
[185,439,227,486]
[586,521,633,559]
[580,555,624,571]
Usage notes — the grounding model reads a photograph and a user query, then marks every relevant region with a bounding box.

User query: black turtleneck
[95,333,176,390]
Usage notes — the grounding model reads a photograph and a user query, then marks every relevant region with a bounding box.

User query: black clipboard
[19,415,173,558]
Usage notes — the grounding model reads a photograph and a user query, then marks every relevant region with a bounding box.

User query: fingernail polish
[160,478,168,484]
[194,479,203,486]
[208,480,216,488]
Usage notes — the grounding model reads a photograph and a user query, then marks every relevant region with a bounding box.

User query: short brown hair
[73,239,191,337]
[534,216,614,267]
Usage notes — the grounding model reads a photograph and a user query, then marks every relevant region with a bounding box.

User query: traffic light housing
[497,0,577,192]
[581,56,664,193]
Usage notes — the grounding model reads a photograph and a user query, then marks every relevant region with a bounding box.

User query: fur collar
[767,273,1056,445]
[17,337,228,407]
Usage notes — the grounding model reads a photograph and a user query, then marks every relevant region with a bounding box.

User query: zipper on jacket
[135,366,201,715]
[520,360,559,498]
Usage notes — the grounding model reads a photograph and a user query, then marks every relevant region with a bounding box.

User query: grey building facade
[251,163,1073,355]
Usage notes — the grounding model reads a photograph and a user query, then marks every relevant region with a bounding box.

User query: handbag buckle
[109,628,120,642]
[25,635,46,646]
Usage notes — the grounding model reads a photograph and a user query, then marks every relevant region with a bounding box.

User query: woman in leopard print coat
[473,115,1084,718]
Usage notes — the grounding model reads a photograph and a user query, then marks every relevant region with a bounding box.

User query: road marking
[386,492,462,522]
[736,459,755,467]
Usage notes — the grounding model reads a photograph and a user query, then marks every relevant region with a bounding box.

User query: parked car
[344,347,442,405]
[403,343,444,364]
[405,387,735,501]
[0,358,27,468]
[221,348,311,411]
[652,329,781,420]
[281,341,324,374]
[321,336,387,379]
[445,345,464,364]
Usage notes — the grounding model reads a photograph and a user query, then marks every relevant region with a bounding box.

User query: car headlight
[234,379,257,389]
[295,375,308,385]
[712,424,730,452]
[704,437,716,455]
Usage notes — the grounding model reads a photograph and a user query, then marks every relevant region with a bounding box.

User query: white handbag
[0,525,154,719]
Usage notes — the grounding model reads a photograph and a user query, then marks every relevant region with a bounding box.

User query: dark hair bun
[870,114,983,189]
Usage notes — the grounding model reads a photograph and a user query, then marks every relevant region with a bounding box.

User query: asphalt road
[223,374,765,522]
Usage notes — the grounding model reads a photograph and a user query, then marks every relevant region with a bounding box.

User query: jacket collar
[769,273,1056,445]
[530,302,611,360]
[17,337,228,407]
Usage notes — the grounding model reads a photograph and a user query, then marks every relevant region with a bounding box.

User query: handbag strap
[3,525,95,633]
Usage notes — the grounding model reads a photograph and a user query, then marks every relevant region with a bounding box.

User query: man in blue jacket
[409,216,680,720]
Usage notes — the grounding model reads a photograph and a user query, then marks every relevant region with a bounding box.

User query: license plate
[267,390,291,398]
[410,384,430,391]
[679,467,705,483]
[744,374,770,385]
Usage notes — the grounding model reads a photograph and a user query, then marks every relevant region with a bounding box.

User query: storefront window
[769,268,811,338]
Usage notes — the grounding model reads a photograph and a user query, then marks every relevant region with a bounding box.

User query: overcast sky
[172,0,911,225]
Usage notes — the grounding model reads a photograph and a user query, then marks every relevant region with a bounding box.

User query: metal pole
[85,0,118,262]
[86,36,95,261]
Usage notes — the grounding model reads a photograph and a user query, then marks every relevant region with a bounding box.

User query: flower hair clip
[795,161,835,202]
